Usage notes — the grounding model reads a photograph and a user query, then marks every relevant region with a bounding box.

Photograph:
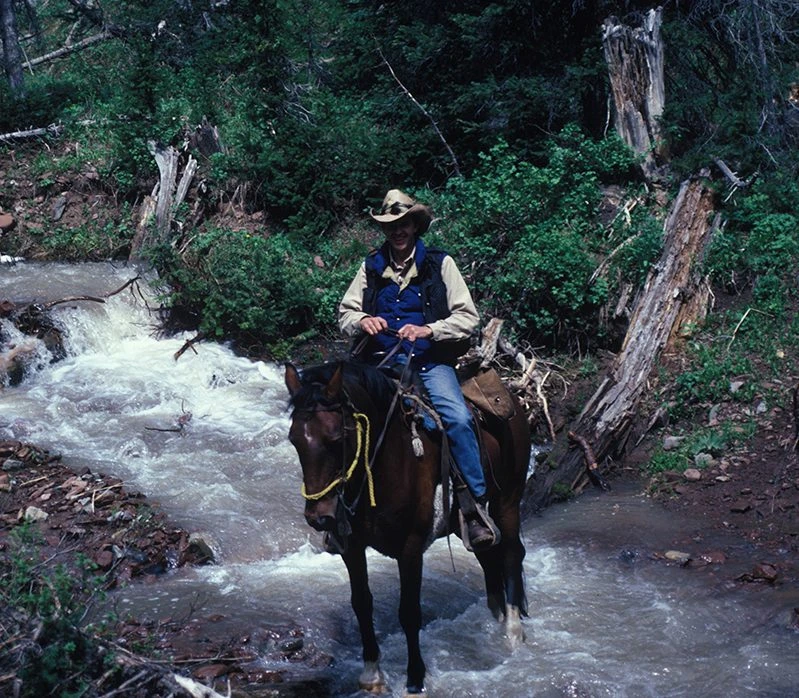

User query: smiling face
[382,217,419,260]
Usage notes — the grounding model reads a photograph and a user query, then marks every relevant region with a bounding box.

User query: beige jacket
[339,253,479,341]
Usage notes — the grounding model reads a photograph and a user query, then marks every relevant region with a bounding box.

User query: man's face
[383,218,418,259]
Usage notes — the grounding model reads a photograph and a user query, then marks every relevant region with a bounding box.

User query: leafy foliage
[147,227,363,352]
[1,523,113,698]
[430,127,646,347]
[0,0,798,360]
[646,420,756,474]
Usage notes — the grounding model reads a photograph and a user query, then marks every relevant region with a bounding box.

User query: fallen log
[524,176,717,512]
[25,30,113,68]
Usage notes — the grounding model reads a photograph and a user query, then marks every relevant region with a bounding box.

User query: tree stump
[602,8,666,180]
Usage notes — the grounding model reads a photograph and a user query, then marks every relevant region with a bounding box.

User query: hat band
[382,201,413,216]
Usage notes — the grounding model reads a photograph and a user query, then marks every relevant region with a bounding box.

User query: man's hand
[397,324,433,342]
[359,315,389,335]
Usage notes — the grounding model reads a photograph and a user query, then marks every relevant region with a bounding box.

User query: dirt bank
[0,441,332,697]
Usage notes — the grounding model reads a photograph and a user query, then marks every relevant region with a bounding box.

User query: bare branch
[376,42,460,177]
[26,29,112,68]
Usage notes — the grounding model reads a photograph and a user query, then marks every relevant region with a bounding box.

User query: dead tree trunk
[524,177,717,512]
[129,141,197,260]
[602,7,666,180]
[26,30,112,68]
[0,0,25,96]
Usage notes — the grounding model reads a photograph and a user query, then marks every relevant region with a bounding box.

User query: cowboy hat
[369,189,433,234]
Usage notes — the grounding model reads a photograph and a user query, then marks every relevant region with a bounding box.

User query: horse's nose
[305,512,336,531]
[304,501,337,531]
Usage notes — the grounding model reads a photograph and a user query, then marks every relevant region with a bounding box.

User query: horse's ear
[285,362,302,396]
[323,363,344,402]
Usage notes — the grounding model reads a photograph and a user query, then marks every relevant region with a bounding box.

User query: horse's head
[285,362,351,532]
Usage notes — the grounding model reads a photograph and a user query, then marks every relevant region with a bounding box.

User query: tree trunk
[524,177,717,513]
[0,0,25,96]
[602,7,666,180]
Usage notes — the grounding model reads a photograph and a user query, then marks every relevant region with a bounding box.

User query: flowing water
[1,262,797,698]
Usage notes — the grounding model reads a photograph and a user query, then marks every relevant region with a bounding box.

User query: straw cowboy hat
[369,189,433,234]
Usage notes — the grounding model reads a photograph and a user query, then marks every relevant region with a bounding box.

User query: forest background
[1,0,796,360]
[1,0,799,489]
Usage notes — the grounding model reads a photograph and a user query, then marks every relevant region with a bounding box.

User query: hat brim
[369,203,433,233]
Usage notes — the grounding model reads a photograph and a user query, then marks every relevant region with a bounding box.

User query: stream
[1,261,797,697]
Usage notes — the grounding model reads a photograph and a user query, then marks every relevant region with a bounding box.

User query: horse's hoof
[404,684,426,696]
[358,661,388,693]
[359,680,389,695]
[504,604,525,648]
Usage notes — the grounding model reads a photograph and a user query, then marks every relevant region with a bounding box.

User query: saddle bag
[459,367,516,420]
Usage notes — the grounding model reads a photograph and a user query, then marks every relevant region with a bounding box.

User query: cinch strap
[300,412,376,507]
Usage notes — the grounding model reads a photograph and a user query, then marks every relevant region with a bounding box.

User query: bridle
[298,403,377,508]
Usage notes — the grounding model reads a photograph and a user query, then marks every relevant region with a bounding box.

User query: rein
[300,410,377,507]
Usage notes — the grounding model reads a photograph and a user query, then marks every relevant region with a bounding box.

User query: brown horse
[285,359,530,696]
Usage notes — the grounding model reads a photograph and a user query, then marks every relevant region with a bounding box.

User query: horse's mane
[289,360,397,413]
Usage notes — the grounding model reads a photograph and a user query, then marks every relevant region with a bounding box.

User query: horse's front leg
[397,542,426,696]
[342,544,387,692]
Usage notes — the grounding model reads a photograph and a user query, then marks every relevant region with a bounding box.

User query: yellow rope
[301,412,376,507]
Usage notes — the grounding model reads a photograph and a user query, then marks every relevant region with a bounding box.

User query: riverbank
[0,441,333,697]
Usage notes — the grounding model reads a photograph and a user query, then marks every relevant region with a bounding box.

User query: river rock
[664,550,691,564]
[3,458,25,471]
[683,468,702,481]
[187,532,219,563]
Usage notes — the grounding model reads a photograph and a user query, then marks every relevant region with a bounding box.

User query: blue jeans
[415,363,486,499]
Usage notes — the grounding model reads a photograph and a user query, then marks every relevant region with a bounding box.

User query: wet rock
[2,458,25,471]
[699,551,726,564]
[736,562,779,584]
[186,531,219,564]
[664,550,691,564]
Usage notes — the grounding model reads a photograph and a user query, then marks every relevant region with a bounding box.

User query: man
[339,189,498,549]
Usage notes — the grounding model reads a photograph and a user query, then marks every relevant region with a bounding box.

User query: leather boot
[466,496,497,550]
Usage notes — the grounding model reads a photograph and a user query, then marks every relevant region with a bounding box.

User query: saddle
[458,366,516,421]
[379,363,511,552]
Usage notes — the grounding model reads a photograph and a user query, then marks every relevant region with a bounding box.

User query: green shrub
[647,420,756,475]
[1,524,112,698]
[429,127,647,347]
[148,227,358,352]
[673,342,754,407]
[41,213,134,261]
